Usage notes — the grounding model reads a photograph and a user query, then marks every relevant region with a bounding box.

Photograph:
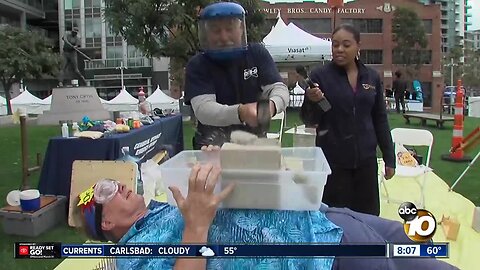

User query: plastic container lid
[20,189,40,200]
[6,190,21,206]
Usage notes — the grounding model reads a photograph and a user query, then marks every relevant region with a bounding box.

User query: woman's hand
[306,84,325,102]
[169,164,235,233]
[384,166,395,180]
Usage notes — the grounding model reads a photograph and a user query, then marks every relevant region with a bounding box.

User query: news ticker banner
[14,243,448,259]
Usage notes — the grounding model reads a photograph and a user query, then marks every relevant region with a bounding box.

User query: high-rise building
[0,0,59,97]
[466,30,480,51]
[420,0,473,53]
[58,0,170,100]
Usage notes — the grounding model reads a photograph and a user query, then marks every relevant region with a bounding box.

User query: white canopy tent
[11,90,50,114]
[146,86,180,112]
[290,82,305,107]
[105,88,138,112]
[262,15,332,63]
[0,95,6,115]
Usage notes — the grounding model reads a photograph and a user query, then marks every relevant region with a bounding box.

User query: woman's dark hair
[332,24,360,43]
[395,70,402,78]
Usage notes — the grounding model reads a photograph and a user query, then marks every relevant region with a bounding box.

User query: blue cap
[199,2,245,20]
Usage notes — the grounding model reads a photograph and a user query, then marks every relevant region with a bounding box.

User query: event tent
[11,90,50,114]
[105,88,138,112]
[262,15,331,62]
[289,82,305,107]
[0,95,6,115]
[146,86,179,112]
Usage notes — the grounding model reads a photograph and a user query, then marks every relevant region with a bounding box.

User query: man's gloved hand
[238,102,258,127]
[238,101,276,127]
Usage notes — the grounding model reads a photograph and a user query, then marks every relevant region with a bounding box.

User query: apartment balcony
[85,57,153,70]
[0,0,45,19]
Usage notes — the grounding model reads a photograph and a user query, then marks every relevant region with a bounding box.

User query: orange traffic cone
[442,79,472,162]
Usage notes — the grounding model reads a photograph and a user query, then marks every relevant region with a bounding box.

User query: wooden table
[403,113,454,129]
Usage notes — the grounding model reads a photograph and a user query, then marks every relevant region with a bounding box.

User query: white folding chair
[382,128,433,208]
[266,111,285,144]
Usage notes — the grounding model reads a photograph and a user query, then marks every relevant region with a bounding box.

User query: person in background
[392,70,408,113]
[183,2,289,149]
[300,24,395,216]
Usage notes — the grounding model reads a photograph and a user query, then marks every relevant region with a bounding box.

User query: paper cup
[6,190,21,206]
[20,189,41,212]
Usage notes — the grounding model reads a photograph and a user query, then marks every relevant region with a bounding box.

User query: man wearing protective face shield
[184,2,289,149]
[58,27,87,87]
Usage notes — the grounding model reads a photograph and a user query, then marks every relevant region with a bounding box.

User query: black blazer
[301,61,395,169]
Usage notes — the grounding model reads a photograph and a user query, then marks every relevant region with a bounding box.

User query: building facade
[58,0,170,100]
[466,30,480,51]
[419,0,473,53]
[260,0,444,111]
[0,0,59,98]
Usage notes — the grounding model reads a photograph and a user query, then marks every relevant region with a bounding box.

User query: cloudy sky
[472,0,479,30]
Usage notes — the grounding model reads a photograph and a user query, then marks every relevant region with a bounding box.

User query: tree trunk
[2,81,13,115]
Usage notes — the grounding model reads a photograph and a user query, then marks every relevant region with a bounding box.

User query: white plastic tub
[159,147,331,211]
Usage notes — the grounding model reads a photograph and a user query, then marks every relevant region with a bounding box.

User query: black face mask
[72,32,77,37]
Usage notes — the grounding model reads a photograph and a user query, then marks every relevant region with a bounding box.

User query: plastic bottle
[61,123,69,138]
[72,122,80,136]
[118,147,143,195]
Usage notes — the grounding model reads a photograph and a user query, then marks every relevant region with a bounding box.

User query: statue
[58,27,87,87]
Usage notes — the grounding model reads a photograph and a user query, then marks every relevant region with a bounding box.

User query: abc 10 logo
[398,202,437,242]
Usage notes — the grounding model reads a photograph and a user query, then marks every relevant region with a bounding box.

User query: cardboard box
[441,215,460,241]
[0,195,66,237]
[473,207,480,233]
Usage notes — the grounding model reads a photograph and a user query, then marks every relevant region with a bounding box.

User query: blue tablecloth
[38,115,183,197]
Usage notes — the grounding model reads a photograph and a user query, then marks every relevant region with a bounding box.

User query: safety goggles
[79,179,120,241]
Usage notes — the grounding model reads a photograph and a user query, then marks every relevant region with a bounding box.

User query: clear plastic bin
[159,147,331,211]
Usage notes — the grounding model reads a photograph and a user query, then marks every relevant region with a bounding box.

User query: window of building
[106,22,117,37]
[64,0,73,10]
[341,19,382,33]
[72,0,80,9]
[106,46,124,67]
[289,18,331,33]
[422,20,432,34]
[359,50,383,64]
[107,46,123,59]
[392,49,432,64]
[85,17,101,38]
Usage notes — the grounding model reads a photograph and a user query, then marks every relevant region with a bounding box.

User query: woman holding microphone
[301,24,395,216]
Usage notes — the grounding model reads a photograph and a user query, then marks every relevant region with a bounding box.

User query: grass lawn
[0,110,479,269]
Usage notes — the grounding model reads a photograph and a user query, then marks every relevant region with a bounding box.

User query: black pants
[322,158,380,216]
[395,94,405,113]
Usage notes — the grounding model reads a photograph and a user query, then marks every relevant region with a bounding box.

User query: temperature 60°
[427,247,442,255]
[224,247,237,255]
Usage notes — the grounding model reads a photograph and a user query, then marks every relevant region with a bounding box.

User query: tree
[463,48,480,89]
[0,26,61,115]
[442,43,464,86]
[103,0,266,95]
[391,7,428,80]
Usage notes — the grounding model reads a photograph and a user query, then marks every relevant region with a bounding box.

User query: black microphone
[296,65,331,112]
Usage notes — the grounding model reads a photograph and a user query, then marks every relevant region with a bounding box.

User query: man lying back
[80,164,458,270]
